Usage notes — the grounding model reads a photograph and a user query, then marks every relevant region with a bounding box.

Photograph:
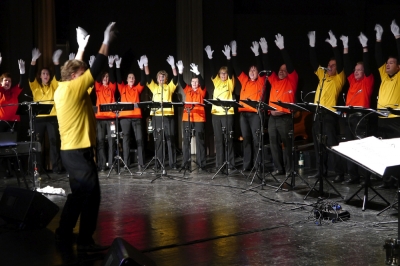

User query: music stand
[17,102,53,190]
[271,101,312,192]
[179,102,205,176]
[100,102,135,177]
[239,99,281,190]
[297,102,344,199]
[204,99,243,179]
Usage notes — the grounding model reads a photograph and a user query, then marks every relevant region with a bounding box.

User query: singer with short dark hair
[308,30,346,180]
[230,39,267,172]
[373,21,400,189]
[339,32,374,184]
[145,55,178,170]
[204,44,236,172]
[263,34,298,177]
[116,55,146,171]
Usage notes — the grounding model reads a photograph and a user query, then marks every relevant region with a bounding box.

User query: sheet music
[332,136,400,176]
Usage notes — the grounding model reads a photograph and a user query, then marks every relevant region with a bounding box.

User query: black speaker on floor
[0,186,59,229]
[102,237,156,266]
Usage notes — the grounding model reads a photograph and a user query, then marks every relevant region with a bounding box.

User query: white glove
[0,52,2,66]
[375,24,383,40]
[358,32,368,47]
[308,31,316,47]
[391,20,400,36]
[176,60,184,74]
[52,49,62,64]
[259,37,268,53]
[222,45,231,59]
[32,48,41,62]
[76,27,90,51]
[115,55,122,68]
[325,30,337,47]
[18,59,25,74]
[204,45,214,59]
[88,55,95,67]
[69,53,75,60]
[274,33,284,50]
[137,56,144,69]
[103,22,116,45]
[230,40,237,55]
[190,63,200,75]
[108,55,115,68]
[141,55,148,67]
[166,55,175,69]
[250,41,260,56]
[340,35,348,49]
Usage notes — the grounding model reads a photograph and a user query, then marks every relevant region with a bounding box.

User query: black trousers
[312,112,343,175]
[182,121,206,168]
[240,112,262,170]
[120,118,144,167]
[58,147,100,245]
[268,114,292,173]
[152,116,176,168]
[34,116,62,172]
[212,114,235,169]
[96,119,114,169]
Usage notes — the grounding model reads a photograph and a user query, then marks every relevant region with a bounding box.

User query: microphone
[24,94,33,99]
[319,67,331,71]
[301,91,316,103]
[215,90,229,99]
[278,90,293,102]
[346,89,362,106]
[259,70,272,75]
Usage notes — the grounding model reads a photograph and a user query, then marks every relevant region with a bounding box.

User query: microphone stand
[304,69,343,199]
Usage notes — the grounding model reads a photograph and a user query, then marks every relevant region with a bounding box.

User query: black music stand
[179,102,205,176]
[17,102,53,190]
[271,101,312,192]
[239,99,281,190]
[297,102,344,199]
[204,99,243,179]
[100,102,135,177]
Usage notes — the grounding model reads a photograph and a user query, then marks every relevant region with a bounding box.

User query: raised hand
[76,26,90,51]
[18,59,25,74]
[141,55,148,67]
[274,33,284,50]
[259,37,268,53]
[358,32,368,47]
[166,55,175,68]
[176,60,184,74]
[374,24,383,40]
[204,45,214,59]
[250,41,260,56]
[32,48,41,62]
[108,55,115,67]
[69,53,75,60]
[340,35,348,49]
[222,45,231,59]
[103,22,116,45]
[325,30,337,47]
[88,55,95,67]
[190,63,200,75]
[52,49,63,65]
[391,20,400,36]
[115,55,122,68]
[230,40,237,55]
[307,31,316,47]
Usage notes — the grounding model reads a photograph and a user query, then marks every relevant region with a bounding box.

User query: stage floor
[0,157,398,266]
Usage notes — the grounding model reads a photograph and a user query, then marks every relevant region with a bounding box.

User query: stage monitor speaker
[102,237,157,266]
[0,186,59,229]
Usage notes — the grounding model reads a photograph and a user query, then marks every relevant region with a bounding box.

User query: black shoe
[332,175,344,183]
[272,170,285,176]
[345,176,360,184]
[77,243,110,252]
[171,164,177,170]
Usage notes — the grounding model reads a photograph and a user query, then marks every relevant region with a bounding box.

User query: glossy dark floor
[0,156,398,266]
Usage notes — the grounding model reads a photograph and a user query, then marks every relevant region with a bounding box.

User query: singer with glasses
[116,55,146,172]
[204,44,236,173]
[262,34,298,177]
[338,33,374,184]
[373,20,400,189]
[145,55,178,170]
[230,39,267,172]
[93,55,117,172]
[307,30,346,181]
[29,48,63,174]
[176,60,207,171]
